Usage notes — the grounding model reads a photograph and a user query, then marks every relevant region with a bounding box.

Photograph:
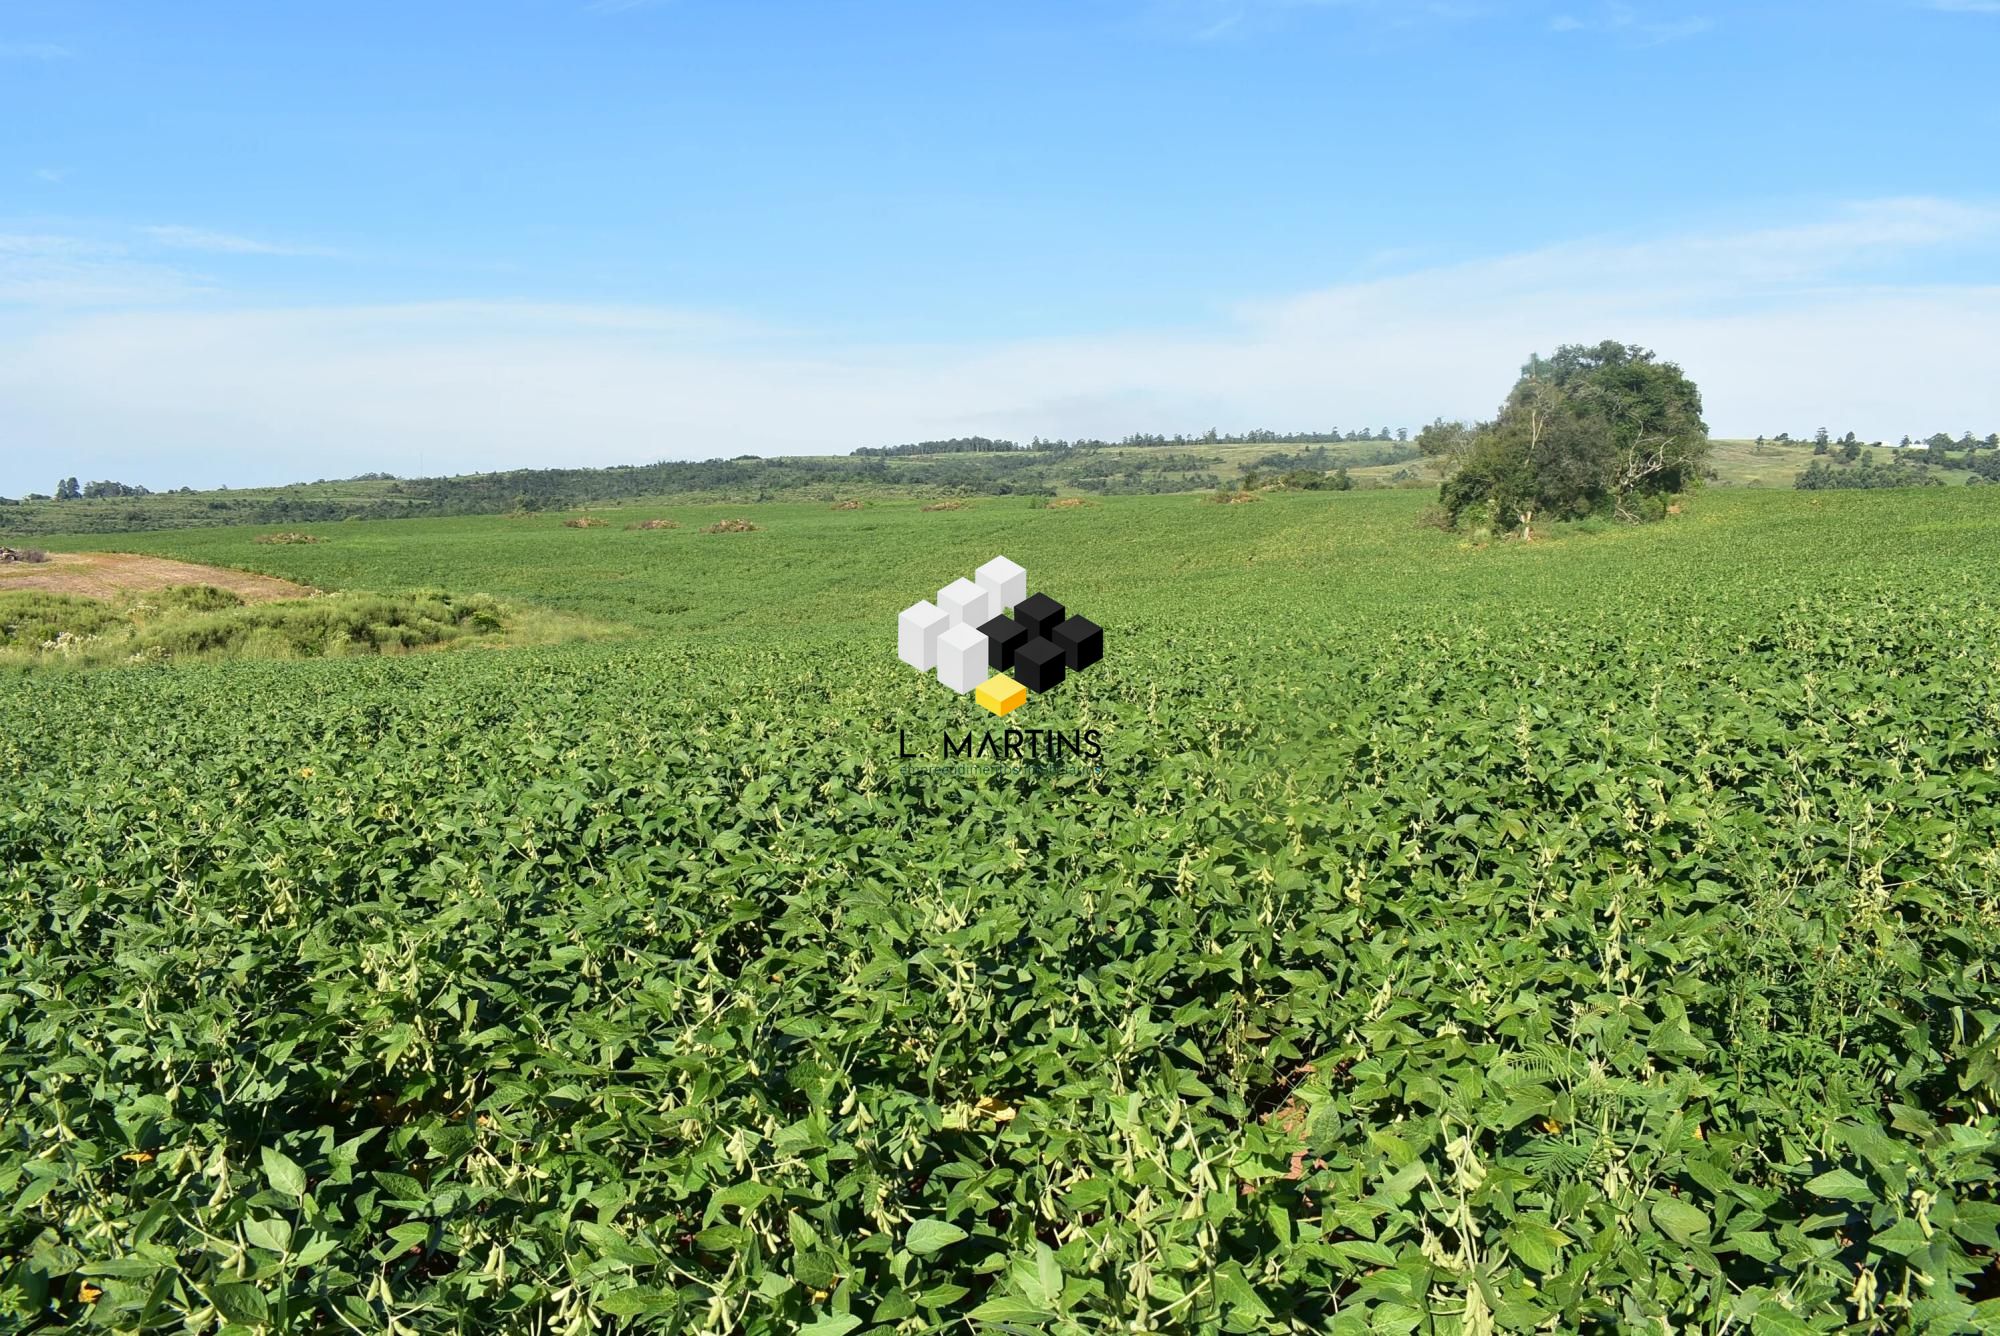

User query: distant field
[7,488,2000,1330]
[0,440,1423,537]
[7,436,1912,543]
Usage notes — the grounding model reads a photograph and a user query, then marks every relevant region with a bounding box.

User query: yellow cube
[975,674,1027,717]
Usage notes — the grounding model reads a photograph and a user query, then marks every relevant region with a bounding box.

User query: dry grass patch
[0,552,314,603]
[920,500,967,513]
[563,516,609,529]
[625,518,679,530]
[702,518,760,534]
[253,532,323,545]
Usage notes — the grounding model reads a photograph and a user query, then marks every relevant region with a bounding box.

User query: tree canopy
[1427,341,1710,533]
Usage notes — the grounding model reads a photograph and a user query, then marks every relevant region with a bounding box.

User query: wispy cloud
[2,197,1994,492]
[0,40,71,60]
[1550,2,1712,44]
[1146,0,1463,43]
[141,226,340,258]
[0,234,205,307]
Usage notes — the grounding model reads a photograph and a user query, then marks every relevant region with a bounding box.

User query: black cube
[978,614,1030,670]
[1051,615,1103,671]
[1013,636,1067,693]
[1014,592,1066,640]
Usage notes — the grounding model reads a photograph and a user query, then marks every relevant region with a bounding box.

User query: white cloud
[1550,2,1712,43]
[141,226,339,258]
[0,233,206,307]
[1,198,1997,491]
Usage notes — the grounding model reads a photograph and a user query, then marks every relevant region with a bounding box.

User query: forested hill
[0,438,1421,536]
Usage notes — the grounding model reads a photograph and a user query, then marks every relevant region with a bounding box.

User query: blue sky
[3,0,1998,492]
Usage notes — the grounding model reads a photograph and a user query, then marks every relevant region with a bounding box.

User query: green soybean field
[4,487,1999,1333]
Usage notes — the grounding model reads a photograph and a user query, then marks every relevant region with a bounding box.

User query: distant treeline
[853,427,1411,457]
[1795,459,1944,490]
[1792,440,2000,490]
[1759,429,1999,452]
[1086,427,1410,446]
[851,437,1027,457]
[2,436,1426,536]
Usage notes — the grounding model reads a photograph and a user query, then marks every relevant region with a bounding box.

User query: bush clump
[562,517,609,529]
[702,518,760,533]
[0,589,514,668]
[147,585,245,615]
[253,532,323,545]
[624,518,679,530]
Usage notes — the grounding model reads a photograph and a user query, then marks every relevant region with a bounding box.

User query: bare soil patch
[0,552,315,603]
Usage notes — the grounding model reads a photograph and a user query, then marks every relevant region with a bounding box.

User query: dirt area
[0,552,315,603]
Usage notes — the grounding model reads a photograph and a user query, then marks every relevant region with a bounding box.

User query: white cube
[975,555,1027,611]
[937,577,995,629]
[935,622,989,693]
[898,600,950,671]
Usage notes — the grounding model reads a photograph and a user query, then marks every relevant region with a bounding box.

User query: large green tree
[1428,341,1710,535]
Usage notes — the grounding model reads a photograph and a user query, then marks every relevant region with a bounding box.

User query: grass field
[5,488,2000,1331]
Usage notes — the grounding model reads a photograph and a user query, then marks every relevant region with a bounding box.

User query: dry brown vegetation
[702,518,760,534]
[1045,497,1094,509]
[0,551,314,603]
[563,516,609,529]
[624,518,679,530]
[253,532,323,545]
[829,500,863,511]
[919,500,967,513]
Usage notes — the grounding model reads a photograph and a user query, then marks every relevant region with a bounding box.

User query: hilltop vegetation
[9,412,1993,544]
[5,488,2000,1331]
[0,438,1421,537]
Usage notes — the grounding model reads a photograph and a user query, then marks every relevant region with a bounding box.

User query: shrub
[563,517,608,529]
[0,593,124,649]
[1,589,515,666]
[152,585,244,614]
[702,518,760,533]
[624,518,679,530]
[253,532,322,545]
